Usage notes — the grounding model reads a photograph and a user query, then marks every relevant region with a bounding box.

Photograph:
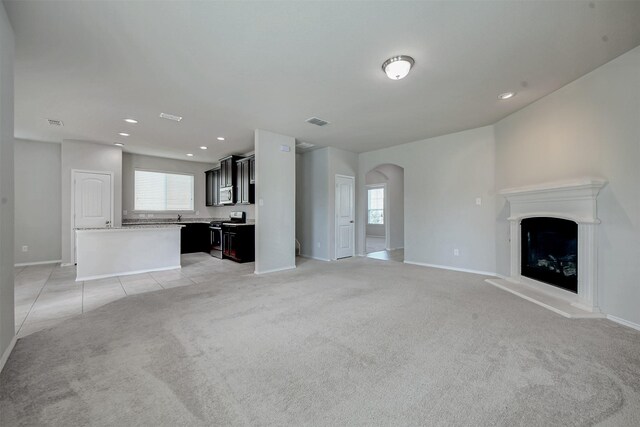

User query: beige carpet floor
[1,257,639,426]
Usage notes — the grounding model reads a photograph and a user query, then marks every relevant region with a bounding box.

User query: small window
[367,187,384,225]
[134,170,194,211]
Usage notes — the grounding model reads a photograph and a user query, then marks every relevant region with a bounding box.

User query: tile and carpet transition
[1,256,639,426]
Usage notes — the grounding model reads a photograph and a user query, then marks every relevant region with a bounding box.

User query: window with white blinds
[134,170,194,211]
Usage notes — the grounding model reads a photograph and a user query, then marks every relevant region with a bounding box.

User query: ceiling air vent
[47,119,64,127]
[159,112,183,122]
[306,117,329,127]
[296,141,315,150]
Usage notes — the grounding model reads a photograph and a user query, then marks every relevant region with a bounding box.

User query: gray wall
[494,45,640,325]
[358,126,496,274]
[0,1,14,367]
[61,140,123,265]
[121,152,255,220]
[296,148,330,260]
[14,140,61,264]
[255,130,296,273]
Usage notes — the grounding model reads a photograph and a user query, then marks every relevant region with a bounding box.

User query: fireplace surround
[498,178,607,315]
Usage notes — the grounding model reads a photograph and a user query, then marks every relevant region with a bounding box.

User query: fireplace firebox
[521,217,578,293]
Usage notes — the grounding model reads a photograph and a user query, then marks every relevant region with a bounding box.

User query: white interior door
[74,171,112,229]
[335,175,355,259]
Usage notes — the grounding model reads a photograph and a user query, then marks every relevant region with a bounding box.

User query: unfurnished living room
[1,1,640,425]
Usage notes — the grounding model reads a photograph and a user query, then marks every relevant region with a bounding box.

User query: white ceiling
[5,0,640,163]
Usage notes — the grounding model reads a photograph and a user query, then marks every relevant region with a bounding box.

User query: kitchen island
[75,224,184,281]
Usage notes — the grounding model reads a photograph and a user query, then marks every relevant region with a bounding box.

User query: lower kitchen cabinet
[180,223,210,254]
[222,224,255,262]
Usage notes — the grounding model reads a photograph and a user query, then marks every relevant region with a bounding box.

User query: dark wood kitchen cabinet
[222,224,255,262]
[249,155,255,184]
[180,223,210,254]
[205,167,221,207]
[235,157,254,205]
[219,155,242,189]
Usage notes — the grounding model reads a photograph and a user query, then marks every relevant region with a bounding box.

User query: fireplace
[497,178,607,315]
[521,217,578,293]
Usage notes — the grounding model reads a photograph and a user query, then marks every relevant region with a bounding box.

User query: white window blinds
[134,170,194,211]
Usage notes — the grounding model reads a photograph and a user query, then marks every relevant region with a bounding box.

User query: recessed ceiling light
[200,146,207,150]
[159,112,183,122]
[498,92,516,100]
[123,118,138,124]
[382,55,415,80]
[118,132,130,137]
[217,137,225,141]
[186,153,194,157]
[114,143,124,147]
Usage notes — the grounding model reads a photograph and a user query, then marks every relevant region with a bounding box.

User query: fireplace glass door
[521,217,578,293]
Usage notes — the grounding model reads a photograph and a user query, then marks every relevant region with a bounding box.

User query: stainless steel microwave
[220,186,234,205]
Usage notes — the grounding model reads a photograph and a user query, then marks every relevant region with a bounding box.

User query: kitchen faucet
[177,214,182,222]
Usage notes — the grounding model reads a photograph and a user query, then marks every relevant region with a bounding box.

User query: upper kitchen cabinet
[219,155,242,189]
[236,157,255,205]
[249,155,255,184]
[205,167,221,207]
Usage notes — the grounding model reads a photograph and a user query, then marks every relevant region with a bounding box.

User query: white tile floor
[14,253,254,338]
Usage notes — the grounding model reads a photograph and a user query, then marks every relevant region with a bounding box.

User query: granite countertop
[123,218,223,225]
[75,224,185,231]
[222,222,255,227]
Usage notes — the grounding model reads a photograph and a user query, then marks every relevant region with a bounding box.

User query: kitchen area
[74,152,257,281]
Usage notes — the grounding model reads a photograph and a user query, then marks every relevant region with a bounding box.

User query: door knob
[350,220,354,223]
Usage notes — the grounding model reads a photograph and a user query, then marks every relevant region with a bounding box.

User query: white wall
[358,126,496,274]
[14,140,61,264]
[121,152,255,221]
[61,140,123,265]
[296,148,330,260]
[0,1,14,368]
[255,130,296,274]
[494,45,640,325]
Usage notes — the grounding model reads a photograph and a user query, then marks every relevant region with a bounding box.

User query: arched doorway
[364,164,404,262]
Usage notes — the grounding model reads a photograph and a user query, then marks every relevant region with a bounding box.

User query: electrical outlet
[22,245,28,252]
[453,248,460,256]
[139,213,146,218]
[123,210,128,215]
[195,210,200,216]
[317,242,321,248]
[475,197,482,206]
[147,213,154,218]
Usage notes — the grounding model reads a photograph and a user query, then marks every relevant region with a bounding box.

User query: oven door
[210,226,222,259]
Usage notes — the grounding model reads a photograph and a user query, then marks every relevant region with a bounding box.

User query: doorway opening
[364,164,404,262]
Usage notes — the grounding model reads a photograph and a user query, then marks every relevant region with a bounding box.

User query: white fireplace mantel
[495,178,607,317]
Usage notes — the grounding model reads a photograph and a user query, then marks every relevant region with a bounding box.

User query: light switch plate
[475,198,482,206]
[280,145,291,152]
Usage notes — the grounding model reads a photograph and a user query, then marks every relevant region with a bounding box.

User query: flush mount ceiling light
[498,92,516,100]
[200,146,207,150]
[123,118,138,124]
[114,143,124,147]
[186,153,194,157]
[382,55,415,80]
[217,137,225,141]
[118,132,130,137]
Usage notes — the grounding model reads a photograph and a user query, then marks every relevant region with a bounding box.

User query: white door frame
[335,174,355,259]
[71,169,115,263]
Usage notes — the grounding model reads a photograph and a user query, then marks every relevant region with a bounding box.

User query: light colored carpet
[1,257,639,426]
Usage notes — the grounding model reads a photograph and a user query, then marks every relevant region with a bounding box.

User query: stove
[209,212,246,259]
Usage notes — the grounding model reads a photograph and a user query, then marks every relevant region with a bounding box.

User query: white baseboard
[607,314,640,332]
[60,263,74,267]
[403,260,497,277]
[14,259,61,267]
[0,334,17,374]
[76,265,181,281]
[386,246,404,251]
[254,265,296,275]
[300,254,331,262]
[366,235,385,238]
